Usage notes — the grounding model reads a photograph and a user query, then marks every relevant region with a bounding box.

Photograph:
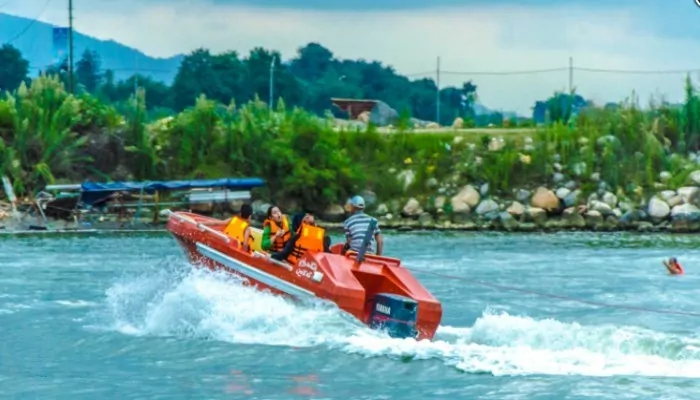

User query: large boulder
[475,199,500,215]
[451,185,480,213]
[647,196,670,221]
[402,198,422,218]
[530,187,560,212]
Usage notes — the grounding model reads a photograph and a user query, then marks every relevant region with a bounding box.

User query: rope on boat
[404,266,700,318]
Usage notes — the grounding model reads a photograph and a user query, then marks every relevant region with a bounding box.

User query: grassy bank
[1,74,700,229]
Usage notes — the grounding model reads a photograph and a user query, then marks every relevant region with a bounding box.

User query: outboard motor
[368,293,418,339]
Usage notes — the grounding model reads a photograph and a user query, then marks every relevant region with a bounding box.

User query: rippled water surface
[1,231,700,399]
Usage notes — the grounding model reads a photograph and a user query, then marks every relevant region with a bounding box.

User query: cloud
[3,0,700,115]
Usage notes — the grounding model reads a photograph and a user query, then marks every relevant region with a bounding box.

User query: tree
[76,49,103,93]
[243,47,301,107]
[0,44,29,93]
[290,43,334,81]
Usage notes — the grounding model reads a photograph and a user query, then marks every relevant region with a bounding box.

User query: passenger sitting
[267,212,330,262]
[261,205,291,252]
[223,203,254,252]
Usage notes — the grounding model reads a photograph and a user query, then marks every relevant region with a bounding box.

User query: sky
[2,0,700,115]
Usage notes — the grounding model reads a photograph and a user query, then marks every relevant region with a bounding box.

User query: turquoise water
[1,232,700,399]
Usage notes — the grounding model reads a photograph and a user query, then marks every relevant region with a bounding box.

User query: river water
[1,232,699,399]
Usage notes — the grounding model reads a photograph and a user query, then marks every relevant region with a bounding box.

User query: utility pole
[436,56,441,125]
[134,52,139,97]
[68,0,74,93]
[269,55,275,110]
[568,56,573,94]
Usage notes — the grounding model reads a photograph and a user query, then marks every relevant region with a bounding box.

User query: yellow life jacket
[223,216,254,249]
[287,223,325,264]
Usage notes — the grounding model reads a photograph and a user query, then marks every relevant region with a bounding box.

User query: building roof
[330,98,379,119]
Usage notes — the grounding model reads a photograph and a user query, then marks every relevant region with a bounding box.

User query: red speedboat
[166,211,443,340]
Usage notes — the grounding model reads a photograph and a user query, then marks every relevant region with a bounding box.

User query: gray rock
[647,196,671,220]
[671,203,700,222]
[525,207,547,226]
[506,201,525,218]
[515,189,531,204]
[584,210,605,228]
[589,200,613,215]
[564,180,578,190]
[402,198,422,217]
[667,195,683,208]
[601,191,618,208]
[498,212,519,231]
[555,187,571,200]
[677,186,700,204]
[480,183,489,196]
[618,210,641,227]
[475,199,500,215]
[563,190,582,208]
[659,190,676,201]
[690,170,700,186]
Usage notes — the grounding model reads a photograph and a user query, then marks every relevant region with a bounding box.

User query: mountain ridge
[0,12,184,83]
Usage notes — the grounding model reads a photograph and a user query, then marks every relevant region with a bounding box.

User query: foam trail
[95,261,700,378]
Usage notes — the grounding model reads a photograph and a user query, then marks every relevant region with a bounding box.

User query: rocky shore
[315,179,700,234]
[5,179,700,234]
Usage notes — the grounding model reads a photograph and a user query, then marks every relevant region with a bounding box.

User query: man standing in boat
[343,195,383,256]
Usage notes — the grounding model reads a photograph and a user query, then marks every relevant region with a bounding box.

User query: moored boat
[165,210,443,340]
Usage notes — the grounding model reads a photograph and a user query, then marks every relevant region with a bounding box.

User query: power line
[22,64,700,77]
[3,0,51,44]
[575,67,700,75]
[442,67,569,76]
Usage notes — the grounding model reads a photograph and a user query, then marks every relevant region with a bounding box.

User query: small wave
[92,261,700,378]
[54,300,97,308]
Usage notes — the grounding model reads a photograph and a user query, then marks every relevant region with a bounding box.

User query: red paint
[166,212,442,340]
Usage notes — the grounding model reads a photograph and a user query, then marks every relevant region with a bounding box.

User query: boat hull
[166,212,442,340]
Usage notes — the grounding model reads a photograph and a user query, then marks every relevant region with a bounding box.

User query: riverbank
[3,210,700,235]
[3,75,700,228]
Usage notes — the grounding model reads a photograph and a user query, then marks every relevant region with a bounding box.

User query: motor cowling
[368,293,418,339]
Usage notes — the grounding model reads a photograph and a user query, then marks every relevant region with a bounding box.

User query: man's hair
[240,203,253,219]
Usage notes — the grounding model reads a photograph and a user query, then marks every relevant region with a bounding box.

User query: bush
[1,74,700,211]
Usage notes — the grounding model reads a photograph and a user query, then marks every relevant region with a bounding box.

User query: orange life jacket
[223,216,254,250]
[674,261,684,274]
[287,223,325,264]
[263,216,291,252]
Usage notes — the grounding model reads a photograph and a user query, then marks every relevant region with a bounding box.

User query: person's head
[266,205,282,222]
[670,257,678,265]
[349,195,365,213]
[239,203,253,220]
[302,212,315,226]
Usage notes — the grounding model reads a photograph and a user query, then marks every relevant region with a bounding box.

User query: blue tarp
[79,178,266,205]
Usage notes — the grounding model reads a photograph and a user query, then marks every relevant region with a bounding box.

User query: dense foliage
[1,43,700,215]
[0,43,486,126]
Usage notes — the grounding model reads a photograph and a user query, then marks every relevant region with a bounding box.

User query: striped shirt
[343,212,381,254]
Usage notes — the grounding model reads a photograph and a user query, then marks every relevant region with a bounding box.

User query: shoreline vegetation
[1,43,700,233]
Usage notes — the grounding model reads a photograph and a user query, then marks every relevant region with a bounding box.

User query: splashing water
[92,259,700,378]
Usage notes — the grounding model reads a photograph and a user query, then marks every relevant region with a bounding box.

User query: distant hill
[0,13,183,83]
